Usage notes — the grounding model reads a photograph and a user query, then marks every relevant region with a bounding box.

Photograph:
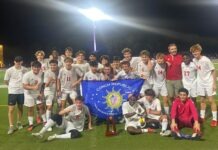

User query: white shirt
[44,70,57,94]
[115,70,138,79]
[72,63,90,74]
[193,56,215,86]
[181,62,197,87]
[83,71,104,80]
[121,57,141,71]
[152,62,166,87]
[4,66,28,94]
[39,59,49,72]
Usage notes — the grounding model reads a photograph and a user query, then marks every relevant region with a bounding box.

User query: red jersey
[164,54,183,80]
[171,97,198,121]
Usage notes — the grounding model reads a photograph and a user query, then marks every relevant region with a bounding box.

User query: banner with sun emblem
[81,79,144,119]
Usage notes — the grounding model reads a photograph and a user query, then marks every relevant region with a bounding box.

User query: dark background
[0,0,218,65]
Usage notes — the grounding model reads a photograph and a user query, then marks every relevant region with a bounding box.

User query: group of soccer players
[4,43,217,140]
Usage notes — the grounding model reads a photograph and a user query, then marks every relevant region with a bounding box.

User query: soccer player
[181,53,197,103]
[190,44,217,127]
[152,53,169,115]
[171,88,201,138]
[35,50,48,72]
[98,55,110,71]
[73,50,89,74]
[138,89,171,136]
[60,47,74,64]
[122,95,155,135]
[164,43,183,102]
[121,48,140,71]
[111,56,121,75]
[32,96,92,141]
[83,61,104,80]
[4,56,28,134]
[101,64,114,80]
[49,50,63,68]
[23,61,46,131]
[44,60,58,131]
[57,57,84,110]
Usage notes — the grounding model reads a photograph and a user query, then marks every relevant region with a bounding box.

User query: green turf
[0,70,5,85]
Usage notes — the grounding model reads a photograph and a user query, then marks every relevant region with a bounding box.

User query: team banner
[81,79,144,119]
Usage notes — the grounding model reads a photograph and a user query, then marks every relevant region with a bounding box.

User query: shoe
[160,130,171,136]
[172,131,182,139]
[36,116,42,124]
[47,127,52,132]
[17,123,23,130]
[47,134,57,141]
[32,132,43,138]
[27,125,34,131]
[147,128,156,133]
[7,126,15,135]
[210,120,217,127]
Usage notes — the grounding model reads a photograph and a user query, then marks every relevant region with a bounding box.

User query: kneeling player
[171,88,201,139]
[32,96,92,141]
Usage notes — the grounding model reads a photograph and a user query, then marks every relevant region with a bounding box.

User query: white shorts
[197,84,214,97]
[183,83,197,98]
[60,90,77,101]
[24,94,43,107]
[153,84,168,97]
[44,93,55,106]
[58,118,83,132]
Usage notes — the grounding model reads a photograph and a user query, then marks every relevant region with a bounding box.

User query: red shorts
[176,117,194,129]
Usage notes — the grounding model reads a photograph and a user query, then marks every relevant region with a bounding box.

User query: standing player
[190,44,217,127]
[57,57,83,110]
[121,48,140,71]
[83,61,104,80]
[60,47,74,64]
[35,50,48,72]
[73,50,89,74]
[152,53,169,115]
[181,53,197,103]
[23,61,46,131]
[4,56,28,134]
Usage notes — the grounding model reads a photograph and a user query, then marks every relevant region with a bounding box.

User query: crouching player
[32,96,92,141]
[122,95,155,135]
[171,88,201,139]
[138,89,171,136]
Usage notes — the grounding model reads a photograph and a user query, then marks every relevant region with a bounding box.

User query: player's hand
[193,121,200,131]
[170,122,178,132]
[166,61,171,67]
[146,108,151,114]
[32,83,39,90]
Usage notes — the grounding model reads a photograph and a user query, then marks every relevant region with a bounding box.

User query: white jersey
[122,101,145,130]
[65,104,90,132]
[83,71,104,80]
[58,67,83,93]
[115,70,138,79]
[121,57,141,71]
[181,62,197,87]
[44,70,57,95]
[72,63,90,74]
[152,62,166,87]
[22,71,43,97]
[38,59,49,72]
[4,66,28,94]
[138,97,161,120]
[193,56,215,86]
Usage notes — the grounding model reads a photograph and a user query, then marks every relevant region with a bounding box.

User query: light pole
[79,7,112,52]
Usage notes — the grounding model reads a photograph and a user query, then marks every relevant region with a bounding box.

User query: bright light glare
[79,7,112,21]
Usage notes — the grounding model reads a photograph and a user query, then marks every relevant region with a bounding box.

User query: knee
[69,129,81,139]
[51,114,62,125]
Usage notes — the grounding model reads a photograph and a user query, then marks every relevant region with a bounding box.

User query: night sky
[1,0,218,64]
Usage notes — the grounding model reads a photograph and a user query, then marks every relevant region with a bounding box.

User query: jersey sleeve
[22,73,29,84]
[4,69,11,81]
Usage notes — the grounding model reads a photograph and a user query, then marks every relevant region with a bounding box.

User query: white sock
[141,129,148,133]
[55,133,71,139]
[46,110,51,122]
[41,114,47,123]
[39,119,55,135]
[28,116,33,125]
[212,111,217,121]
[200,110,205,119]
[161,118,168,131]
[164,107,169,115]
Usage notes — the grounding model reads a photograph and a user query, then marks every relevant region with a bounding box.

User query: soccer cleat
[7,126,15,135]
[17,123,23,130]
[27,125,34,131]
[36,116,42,124]
[47,134,57,141]
[147,128,156,133]
[210,120,217,127]
[47,127,52,132]
[32,132,43,138]
[160,130,171,136]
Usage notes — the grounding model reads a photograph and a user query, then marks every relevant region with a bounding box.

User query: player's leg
[200,96,206,121]
[45,94,54,131]
[69,91,77,105]
[173,80,183,98]
[166,80,174,102]
[208,95,217,127]
[7,94,16,134]
[36,102,46,124]
[60,93,67,110]
[16,94,24,129]
[161,84,169,115]
[27,106,34,131]
[159,115,170,136]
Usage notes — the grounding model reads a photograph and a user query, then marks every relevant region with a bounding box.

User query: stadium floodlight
[79,7,112,52]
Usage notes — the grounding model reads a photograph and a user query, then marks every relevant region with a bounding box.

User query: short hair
[122,48,132,54]
[64,57,73,62]
[128,95,137,101]
[49,59,58,64]
[168,43,177,49]
[89,53,97,57]
[75,50,85,57]
[182,52,192,58]
[31,61,42,68]
[100,55,110,62]
[65,47,73,52]
[75,96,84,102]
[35,50,45,57]
[144,89,156,97]
[89,61,98,67]
[113,56,121,61]
[156,53,165,59]
[190,44,202,53]
[14,56,23,62]
[140,50,150,57]
[121,61,130,66]
[178,88,189,95]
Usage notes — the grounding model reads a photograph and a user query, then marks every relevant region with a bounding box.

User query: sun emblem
[103,88,123,109]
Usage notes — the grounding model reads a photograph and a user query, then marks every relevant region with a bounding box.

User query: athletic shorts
[24,94,44,107]
[166,80,183,98]
[153,84,168,97]
[44,93,55,106]
[176,117,194,129]
[197,84,215,97]
[60,91,77,101]
[8,94,24,105]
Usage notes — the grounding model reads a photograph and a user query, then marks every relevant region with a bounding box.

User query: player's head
[64,57,73,69]
[156,53,165,64]
[14,56,23,67]
[168,43,177,56]
[51,50,59,60]
[31,61,42,74]
[103,63,112,75]
[89,53,97,62]
[89,61,98,73]
[144,89,156,102]
[140,50,150,63]
[182,52,192,65]
[178,88,189,102]
[75,50,86,62]
[190,44,202,59]
[64,47,73,57]
[35,50,45,61]
[49,59,58,72]
[121,61,131,73]
[75,96,84,110]
[112,56,121,65]
[128,94,137,106]
[100,55,110,65]
[122,48,132,61]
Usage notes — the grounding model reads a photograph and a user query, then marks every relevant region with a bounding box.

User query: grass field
[0,64,218,150]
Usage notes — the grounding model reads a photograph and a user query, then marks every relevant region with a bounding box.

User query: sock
[46,110,51,122]
[200,110,205,119]
[28,116,33,125]
[212,111,217,121]
[55,133,71,139]
[164,107,169,115]
[141,129,148,133]
[39,119,55,135]
[41,114,47,123]
[161,118,168,131]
